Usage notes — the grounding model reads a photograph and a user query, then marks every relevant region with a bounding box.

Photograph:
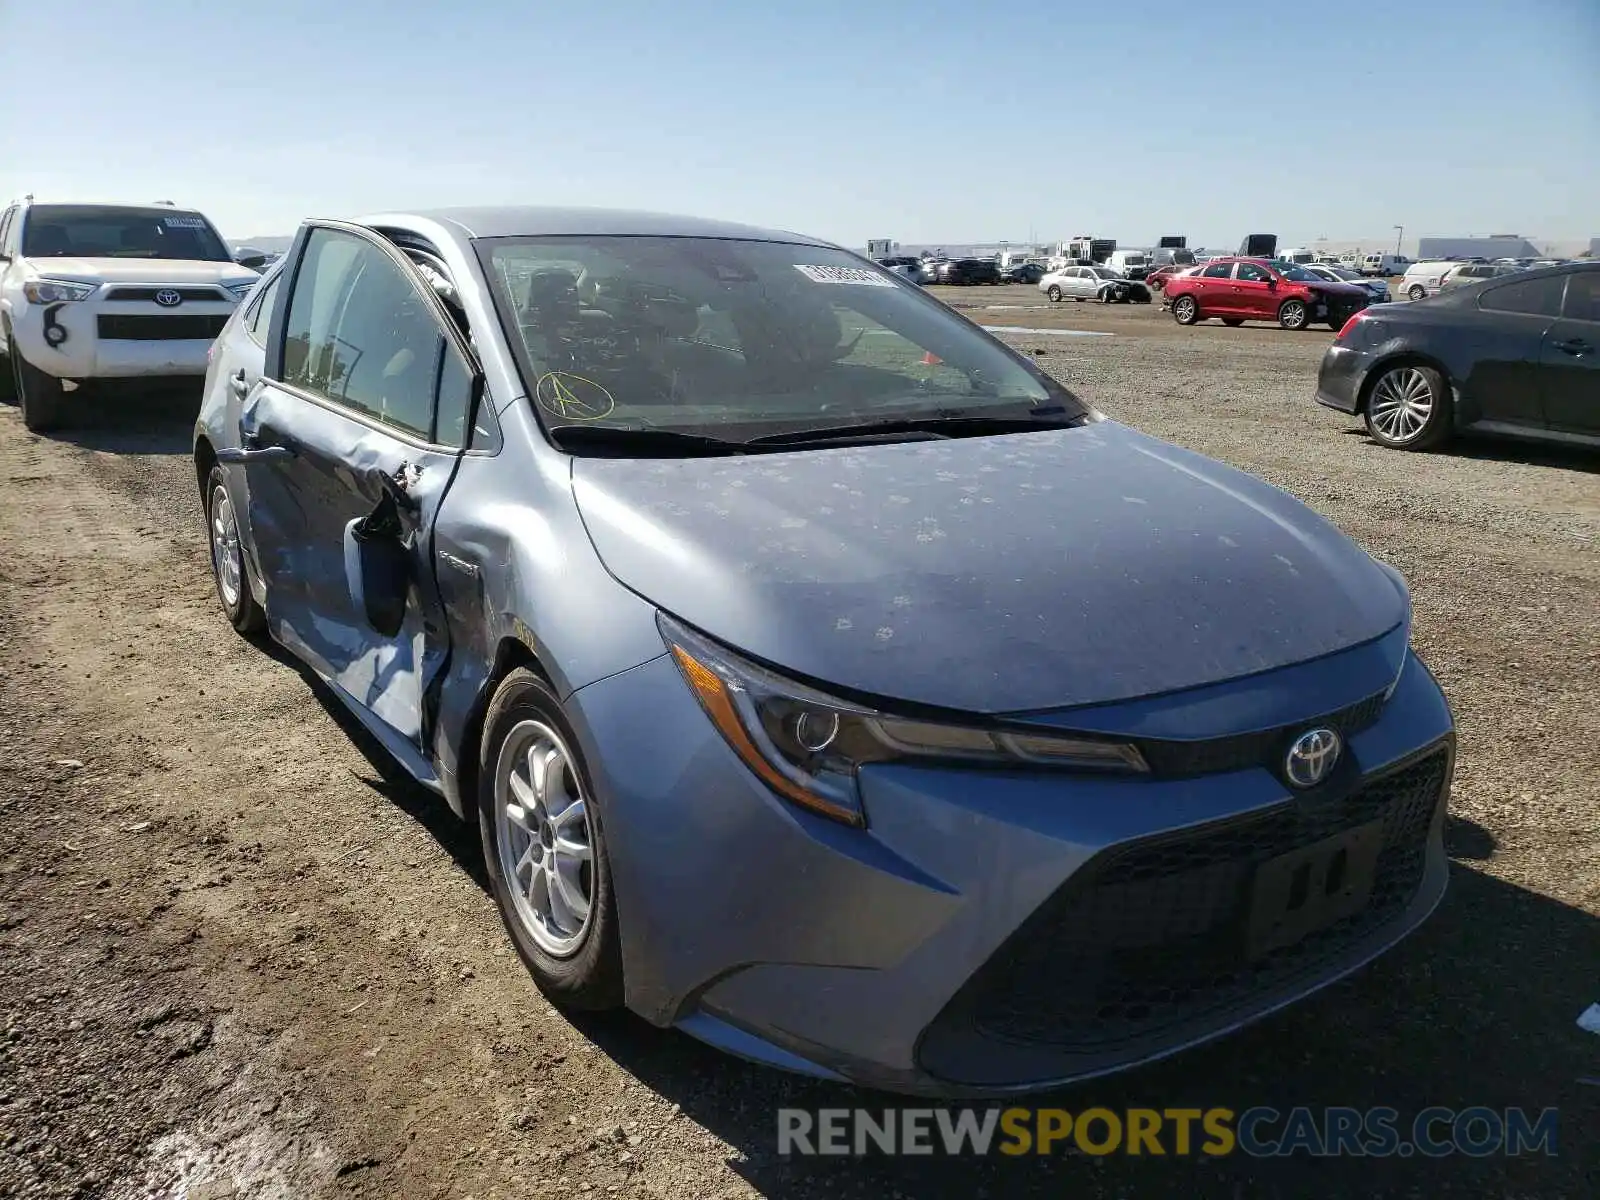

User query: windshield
[1090,267,1120,280]
[478,236,1084,442]
[1274,263,1323,283]
[21,205,230,261]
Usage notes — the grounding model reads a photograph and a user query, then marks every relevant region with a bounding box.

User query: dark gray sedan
[195,207,1455,1095]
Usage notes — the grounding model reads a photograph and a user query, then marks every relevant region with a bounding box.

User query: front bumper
[9,299,234,379]
[1316,344,1373,413]
[567,645,1454,1096]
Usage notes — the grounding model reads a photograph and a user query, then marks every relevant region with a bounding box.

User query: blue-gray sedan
[194,208,1455,1095]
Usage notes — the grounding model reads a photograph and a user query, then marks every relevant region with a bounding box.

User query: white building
[1416,235,1542,260]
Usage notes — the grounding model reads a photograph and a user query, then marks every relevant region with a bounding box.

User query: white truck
[1362,253,1412,277]
[0,198,261,431]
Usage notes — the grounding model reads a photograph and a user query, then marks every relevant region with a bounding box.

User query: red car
[1144,263,1196,292]
[1165,257,1370,330]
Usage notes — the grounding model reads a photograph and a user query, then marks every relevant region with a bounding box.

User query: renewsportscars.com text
[777,1106,1559,1158]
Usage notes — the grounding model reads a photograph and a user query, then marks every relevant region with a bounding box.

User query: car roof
[355,205,834,247]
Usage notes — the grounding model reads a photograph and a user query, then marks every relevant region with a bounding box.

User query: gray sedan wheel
[1364,364,1451,450]
[205,466,265,633]
[480,669,623,1009]
[1407,284,1427,300]
[1046,285,1063,302]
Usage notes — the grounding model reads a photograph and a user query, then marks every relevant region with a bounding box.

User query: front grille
[926,747,1448,1061]
[97,314,231,341]
[1135,690,1387,779]
[102,286,228,302]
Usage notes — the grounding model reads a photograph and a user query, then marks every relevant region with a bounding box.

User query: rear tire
[1222,317,1244,327]
[205,465,266,634]
[480,669,624,1011]
[12,340,64,432]
[1363,364,1452,450]
[1172,295,1199,325]
[1277,299,1310,330]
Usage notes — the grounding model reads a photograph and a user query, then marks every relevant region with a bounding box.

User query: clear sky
[1,0,1594,250]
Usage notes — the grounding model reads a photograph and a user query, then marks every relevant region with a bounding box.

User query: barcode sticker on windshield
[793,264,895,287]
[163,215,206,228]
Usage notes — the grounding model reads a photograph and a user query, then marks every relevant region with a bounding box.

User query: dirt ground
[1,297,1596,1198]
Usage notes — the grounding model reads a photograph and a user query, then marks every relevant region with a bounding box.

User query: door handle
[216,430,296,464]
[1552,339,1591,356]
[229,369,249,398]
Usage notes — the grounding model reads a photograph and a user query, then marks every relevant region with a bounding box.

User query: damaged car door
[230,222,476,760]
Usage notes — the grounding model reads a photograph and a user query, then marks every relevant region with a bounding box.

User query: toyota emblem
[154,289,183,307]
[1285,727,1341,789]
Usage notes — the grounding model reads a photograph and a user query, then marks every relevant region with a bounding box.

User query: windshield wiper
[546,425,750,457]
[745,408,1079,449]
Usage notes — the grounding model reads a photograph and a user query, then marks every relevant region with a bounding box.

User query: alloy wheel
[1368,367,1435,444]
[495,719,596,957]
[210,484,243,609]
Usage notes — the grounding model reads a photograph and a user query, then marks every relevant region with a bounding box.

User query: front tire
[1364,364,1452,450]
[10,337,63,432]
[480,669,624,1011]
[1046,285,1063,302]
[1172,294,1199,325]
[1277,299,1310,330]
[205,465,266,634]
[1407,284,1427,301]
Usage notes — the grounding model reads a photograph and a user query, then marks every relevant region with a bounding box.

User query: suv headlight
[659,613,1147,827]
[23,279,96,304]
[221,280,258,302]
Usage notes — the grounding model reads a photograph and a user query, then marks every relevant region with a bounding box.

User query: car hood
[571,421,1405,714]
[22,257,259,289]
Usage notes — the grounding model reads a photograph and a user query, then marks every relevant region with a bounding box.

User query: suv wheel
[480,669,624,1010]
[1172,295,1199,325]
[1407,284,1427,300]
[10,336,64,432]
[1364,364,1451,450]
[1277,299,1309,330]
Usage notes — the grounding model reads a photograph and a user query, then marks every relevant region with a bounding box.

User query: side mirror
[344,499,410,638]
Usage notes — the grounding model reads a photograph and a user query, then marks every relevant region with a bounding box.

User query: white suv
[0,200,262,431]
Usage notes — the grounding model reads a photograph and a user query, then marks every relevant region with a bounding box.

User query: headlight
[659,613,1147,827]
[221,280,258,302]
[23,279,95,304]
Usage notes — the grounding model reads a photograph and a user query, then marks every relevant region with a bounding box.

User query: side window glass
[1236,263,1270,282]
[1202,263,1234,279]
[1561,272,1600,323]
[0,208,13,255]
[1479,276,1564,318]
[283,229,442,439]
[245,274,282,345]
[433,339,476,447]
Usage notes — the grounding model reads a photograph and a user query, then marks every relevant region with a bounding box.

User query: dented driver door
[232,222,477,759]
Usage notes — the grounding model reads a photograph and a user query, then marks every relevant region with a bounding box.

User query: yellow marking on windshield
[536,371,616,421]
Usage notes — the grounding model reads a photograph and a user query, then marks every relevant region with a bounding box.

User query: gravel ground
[0,300,1596,1199]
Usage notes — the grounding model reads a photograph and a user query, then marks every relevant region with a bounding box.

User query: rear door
[1196,261,1238,313]
[1539,269,1600,436]
[1464,273,1565,429]
[239,221,478,756]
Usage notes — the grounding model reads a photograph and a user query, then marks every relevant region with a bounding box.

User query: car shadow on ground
[250,635,487,891]
[45,384,200,456]
[1339,427,1599,473]
[566,817,1598,1198]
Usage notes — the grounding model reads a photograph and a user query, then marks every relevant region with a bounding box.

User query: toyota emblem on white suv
[1285,727,1341,788]
[154,289,183,307]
